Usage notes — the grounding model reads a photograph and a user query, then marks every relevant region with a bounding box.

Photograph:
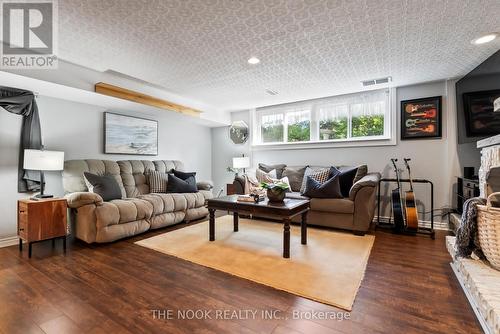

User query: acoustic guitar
[390,159,405,233]
[403,158,418,232]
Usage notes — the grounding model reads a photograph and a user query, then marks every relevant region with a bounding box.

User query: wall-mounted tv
[463,89,500,137]
[456,49,500,143]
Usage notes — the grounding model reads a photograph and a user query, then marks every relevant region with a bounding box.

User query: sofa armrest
[65,192,103,208]
[233,175,246,194]
[349,172,381,201]
[197,181,213,191]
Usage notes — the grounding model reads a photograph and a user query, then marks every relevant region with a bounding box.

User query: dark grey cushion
[83,172,122,201]
[173,170,196,180]
[166,174,197,193]
[173,170,197,189]
[337,166,359,198]
[303,168,342,199]
[283,166,307,192]
[258,163,287,179]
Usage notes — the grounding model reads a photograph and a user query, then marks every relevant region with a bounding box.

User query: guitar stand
[376,178,435,239]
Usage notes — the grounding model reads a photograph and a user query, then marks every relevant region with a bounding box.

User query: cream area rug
[135,216,375,310]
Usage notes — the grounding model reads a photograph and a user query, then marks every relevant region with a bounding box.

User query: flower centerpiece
[260,181,290,203]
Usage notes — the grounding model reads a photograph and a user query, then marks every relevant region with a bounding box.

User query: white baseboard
[0,236,18,248]
[375,216,449,230]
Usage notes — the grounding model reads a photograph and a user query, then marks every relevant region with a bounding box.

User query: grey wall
[0,96,212,239]
[212,81,480,222]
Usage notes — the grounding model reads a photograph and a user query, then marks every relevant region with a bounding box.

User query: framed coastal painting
[401,96,442,140]
[104,112,158,155]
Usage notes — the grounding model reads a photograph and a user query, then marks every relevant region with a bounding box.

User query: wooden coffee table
[206,195,310,258]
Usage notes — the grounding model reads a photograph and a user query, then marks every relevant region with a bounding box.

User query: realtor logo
[1,0,58,68]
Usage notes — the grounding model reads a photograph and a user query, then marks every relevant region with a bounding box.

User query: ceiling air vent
[362,76,392,87]
[265,89,278,95]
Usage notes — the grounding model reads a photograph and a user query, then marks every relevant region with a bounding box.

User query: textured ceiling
[58,0,500,112]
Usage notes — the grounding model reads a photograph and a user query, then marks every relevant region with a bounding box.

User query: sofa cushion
[63,159,126,198]
[300,167,332,194]
[258,163,286,179]
[148,170,169,193]
[337,166,359,198]
[84,172,123,201]
[173,170,196,180]
[95,198,153,228]
[138,193,188,215]
[118,160,155,197]
[256,168,277,182]
[282,166,307,192]
[310,198,354,214]
[303,168,342,199]
[183,192,208,209]
[167,174,197,193]
[353,165,368,184]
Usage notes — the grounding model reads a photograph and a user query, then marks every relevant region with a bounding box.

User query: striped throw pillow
[148,170,169,193]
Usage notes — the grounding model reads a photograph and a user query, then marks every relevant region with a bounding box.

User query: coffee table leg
[209,209,215,241]
[283,218,290,258]
[301,212,307,245]
[233,212,239,232]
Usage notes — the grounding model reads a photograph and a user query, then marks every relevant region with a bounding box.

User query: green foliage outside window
[351,115,384,137]
[287,120,310,142]
[261,124,284,143]
[319,118,348,140]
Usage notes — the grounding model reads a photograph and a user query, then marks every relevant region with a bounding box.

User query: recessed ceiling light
[248,57,260,64]
[471,33,498,45]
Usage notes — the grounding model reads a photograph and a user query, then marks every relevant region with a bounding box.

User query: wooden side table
[18,198,68,258]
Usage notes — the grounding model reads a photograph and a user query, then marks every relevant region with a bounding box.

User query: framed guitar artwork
[401,96,442,140]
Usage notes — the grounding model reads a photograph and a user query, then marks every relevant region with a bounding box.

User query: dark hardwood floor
[0,215,481,334]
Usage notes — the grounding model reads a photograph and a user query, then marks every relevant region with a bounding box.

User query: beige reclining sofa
[63,159,212,243]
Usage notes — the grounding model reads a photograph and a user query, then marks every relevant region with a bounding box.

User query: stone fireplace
[478,134,500,197]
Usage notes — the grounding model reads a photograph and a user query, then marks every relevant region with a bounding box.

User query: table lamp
[23,149,65,199]
[232,155,250,174]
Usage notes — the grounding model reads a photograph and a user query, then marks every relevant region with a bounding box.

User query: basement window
[252,89,393,148]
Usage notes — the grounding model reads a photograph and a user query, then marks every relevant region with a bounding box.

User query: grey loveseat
[63,159,212,243]
[233,165,380,235]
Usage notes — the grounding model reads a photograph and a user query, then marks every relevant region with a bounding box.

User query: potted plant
[260,181,290,203]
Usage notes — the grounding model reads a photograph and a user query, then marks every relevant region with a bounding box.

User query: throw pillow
[271,176,292,191]
[256,168,277,183]
[300,167,332,194]
[173,170,197,188]
[148,170,169,193]
[303,169,343,198]
[258,163,286,179]
[282,166,307,192]
[166,174,198,193]
[83,172,122,201]
[353,165,368,184]
[337,166,359,198]
[173,170,196,180]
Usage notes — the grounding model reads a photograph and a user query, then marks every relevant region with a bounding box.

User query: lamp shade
[23,149,64,171]
[232,156,250,169]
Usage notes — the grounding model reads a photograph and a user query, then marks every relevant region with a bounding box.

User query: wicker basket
[477,192,500,270]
